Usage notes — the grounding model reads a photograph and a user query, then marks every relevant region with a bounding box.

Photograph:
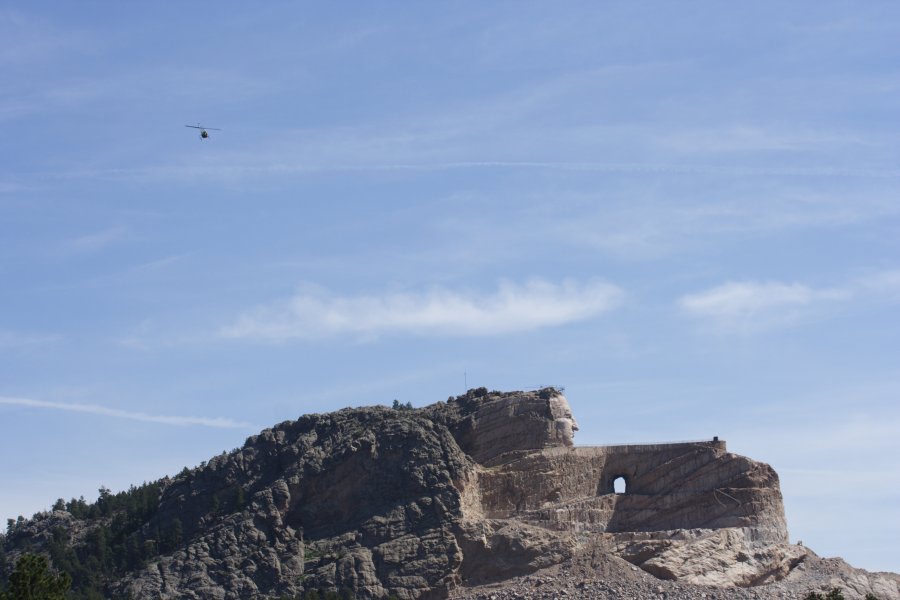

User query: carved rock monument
[4,388,897,599]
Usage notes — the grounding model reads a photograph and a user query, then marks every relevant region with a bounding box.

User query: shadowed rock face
[7,388,855,600]
[118,407,473,600]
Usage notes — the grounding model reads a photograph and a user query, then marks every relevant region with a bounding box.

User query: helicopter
[185,123,221,139]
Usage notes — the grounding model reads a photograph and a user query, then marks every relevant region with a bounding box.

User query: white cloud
[0,396,253,429]
[0,330,60,350]
[222,278,624,341]
[130,254,186,272]
[0,180,31,193]
[680,268,900,333]
[0,10,93,67]
[549,187,900,260]
[66,226,128,254]
[658,125,873,154]
[679,281,850,333]
[858,269,900,298]
[36,160,900,188]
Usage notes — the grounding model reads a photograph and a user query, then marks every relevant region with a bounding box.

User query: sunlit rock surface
[5,388,896,599]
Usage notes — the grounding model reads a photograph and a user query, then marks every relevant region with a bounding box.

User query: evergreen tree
[0,535,7,579]
[805,590,847,600]
[1,553,71,600]
[159,519,183,553]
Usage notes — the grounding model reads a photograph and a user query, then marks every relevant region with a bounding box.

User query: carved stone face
[548,394,579,446]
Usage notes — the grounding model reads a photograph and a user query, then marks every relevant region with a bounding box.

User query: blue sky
[2,1,899,573]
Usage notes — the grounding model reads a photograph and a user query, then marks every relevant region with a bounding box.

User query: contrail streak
[0,396,254,429]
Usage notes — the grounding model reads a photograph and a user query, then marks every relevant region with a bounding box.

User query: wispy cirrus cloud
[679,281,851,333]
[0,396,254,429]
[221,278,624,341]
[658,124,875,155]
[65,226,129,254]
[858,269,900,298]
[0,9,94,67]
[30,160,900,188]
[679,269,900,333]
[549,185,900,260]
[0,330,60,350]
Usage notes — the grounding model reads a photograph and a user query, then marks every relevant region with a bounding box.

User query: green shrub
[805,589,849,600]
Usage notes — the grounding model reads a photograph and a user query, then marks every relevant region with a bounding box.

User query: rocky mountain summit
[2,388,897,599]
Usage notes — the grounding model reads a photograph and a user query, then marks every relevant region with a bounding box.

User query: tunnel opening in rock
[614,476,627,494]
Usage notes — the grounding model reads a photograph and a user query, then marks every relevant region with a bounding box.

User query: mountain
[2,388,897,599]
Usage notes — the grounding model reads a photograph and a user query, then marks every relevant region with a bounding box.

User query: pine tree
[1,553,71,600]
[805,590,847,600]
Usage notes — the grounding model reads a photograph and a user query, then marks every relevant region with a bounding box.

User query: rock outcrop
[119,406,474,599]
[423,390,578,465]
[3,387,896,600]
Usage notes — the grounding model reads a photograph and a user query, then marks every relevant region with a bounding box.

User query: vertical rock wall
[476,443,787,544]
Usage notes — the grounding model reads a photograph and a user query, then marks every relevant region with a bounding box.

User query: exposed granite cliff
[120,406,474,599]
[3,388,896,600]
